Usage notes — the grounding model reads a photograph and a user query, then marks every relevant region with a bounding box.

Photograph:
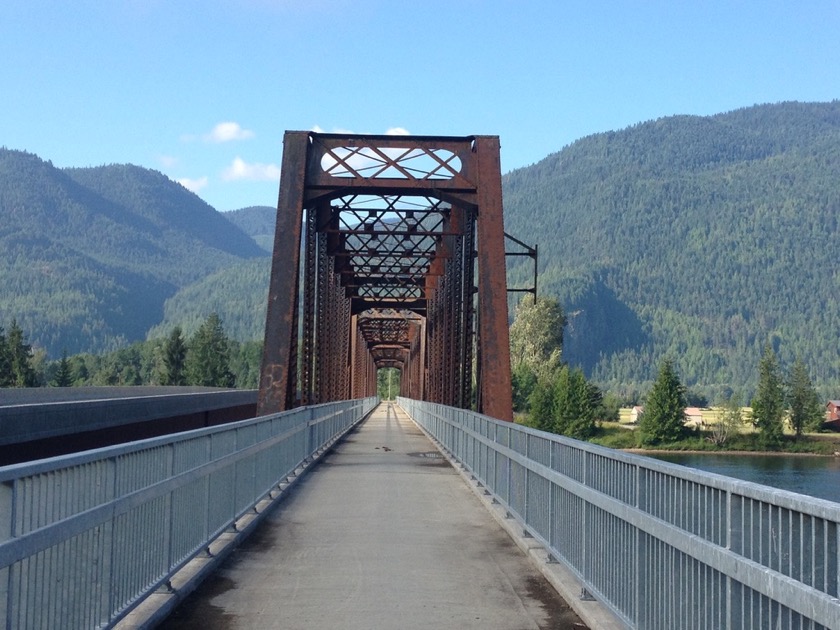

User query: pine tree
[51,349,74,387]
[0,326,11,387]
[163,326,188,386]
[528,372,556,432]
[187,313,235,387]
[752,345,785,447]
[787,357,822,437]
[639,359,687,445]
[553,366,600,439]
[7,320,38,387]
[511,362,537,412]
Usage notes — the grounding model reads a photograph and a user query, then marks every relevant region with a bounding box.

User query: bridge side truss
[258,132,513,421]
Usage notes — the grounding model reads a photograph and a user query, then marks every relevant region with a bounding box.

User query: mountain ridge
[0,149,267,355]
[503,100,840,399]
[3,100,839,401]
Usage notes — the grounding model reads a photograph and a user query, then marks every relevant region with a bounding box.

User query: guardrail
[0,397,377,629]
[399,398,840,630]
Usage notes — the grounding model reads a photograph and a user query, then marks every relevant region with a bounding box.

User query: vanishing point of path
[161,403,586,629]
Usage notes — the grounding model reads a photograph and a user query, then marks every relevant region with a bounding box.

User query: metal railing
[399,398,840,630]
[0,397,377,629]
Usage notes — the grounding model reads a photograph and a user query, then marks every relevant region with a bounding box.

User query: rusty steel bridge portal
[257,132,513,421]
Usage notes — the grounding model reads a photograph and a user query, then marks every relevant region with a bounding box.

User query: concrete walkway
[160,403,586,630]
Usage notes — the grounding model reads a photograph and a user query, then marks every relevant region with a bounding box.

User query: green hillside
[224,205,276,252]
[147,258,271,341]
[503,101,840,400]
[3,101,839,401]
[0,150,266,355]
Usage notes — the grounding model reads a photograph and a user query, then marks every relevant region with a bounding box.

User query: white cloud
[202,122,255,143]
[159,155,178,168]
[310,125,413,136]
[178,176,209,193]
[310,124,355,135]
[222,157,281,181]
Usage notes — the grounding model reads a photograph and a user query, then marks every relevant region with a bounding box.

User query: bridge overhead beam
[258,131,513,421]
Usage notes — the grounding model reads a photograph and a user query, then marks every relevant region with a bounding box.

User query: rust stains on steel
[257,131,513,422]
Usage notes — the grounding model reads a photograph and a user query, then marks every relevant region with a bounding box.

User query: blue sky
[2,0,839,211]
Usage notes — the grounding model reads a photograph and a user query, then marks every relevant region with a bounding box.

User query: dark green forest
[504,100,840,401]
[0,150,266,355]
[223,205,277,252]
[0,316,262,390]
[3,101,840,401]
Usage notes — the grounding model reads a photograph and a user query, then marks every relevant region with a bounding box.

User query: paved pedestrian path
[160,403,586,629]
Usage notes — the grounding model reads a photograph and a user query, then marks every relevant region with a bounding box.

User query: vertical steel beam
[258,131,310,415]
[300,206,318,406]
[460,210,476,408]
[473,136,514,421]
[349,314,359,398]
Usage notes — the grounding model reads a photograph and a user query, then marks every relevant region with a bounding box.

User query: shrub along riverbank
[586,422,840,455]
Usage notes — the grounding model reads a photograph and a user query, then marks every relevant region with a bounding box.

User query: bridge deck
[160,403,585,629]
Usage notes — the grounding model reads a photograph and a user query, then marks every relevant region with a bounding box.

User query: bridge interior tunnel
[258,132,513,421]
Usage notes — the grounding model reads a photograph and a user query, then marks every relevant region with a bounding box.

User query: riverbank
[623,448,839,457]
[588,423,840,455]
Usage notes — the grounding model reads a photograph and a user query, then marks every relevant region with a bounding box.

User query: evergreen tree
[7,320,38,387]
[163,326,188,386]
[528,372,556,432]
[0,327,11,387]
[511,362,537,412]
[752,345,785,447]
[229,340,263,390]
[186,313,235,387]
[787,357,822,437]
[51,349,74,387]
[553,365,600,439]
[639,359,687,445]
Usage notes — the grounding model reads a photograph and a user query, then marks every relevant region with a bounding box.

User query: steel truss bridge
[1,133,837,629]
[258,132,514,421]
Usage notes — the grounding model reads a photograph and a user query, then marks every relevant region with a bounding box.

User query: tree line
[509,297,827,448]
[0,314,262,390]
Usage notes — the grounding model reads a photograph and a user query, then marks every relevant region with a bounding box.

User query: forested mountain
[224,205,276,252]
[503,100,840,400]
[0,150,266,355]
[147,258,271,341]
[4,101,839,401]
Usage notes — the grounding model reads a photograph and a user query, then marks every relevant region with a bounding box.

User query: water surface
[648,452,840,505]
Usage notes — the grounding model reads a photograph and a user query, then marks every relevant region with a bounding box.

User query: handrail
[399,397,840,630]
[0,397,378,629]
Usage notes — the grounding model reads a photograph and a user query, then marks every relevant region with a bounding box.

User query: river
[647,452,840,505]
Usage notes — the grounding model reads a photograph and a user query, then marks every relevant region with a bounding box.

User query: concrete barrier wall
[0,387,257,446]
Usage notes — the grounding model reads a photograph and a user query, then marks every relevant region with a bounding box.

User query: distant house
[684,407,704,427]
[630,406,644,424]
[825,401,840,430]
